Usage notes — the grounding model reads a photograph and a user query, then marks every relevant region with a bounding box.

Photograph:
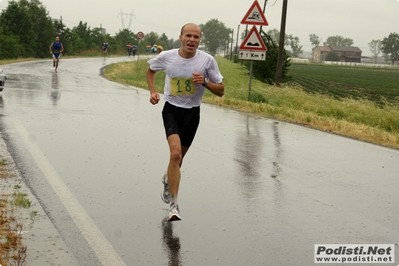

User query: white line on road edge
[13,119,126,266]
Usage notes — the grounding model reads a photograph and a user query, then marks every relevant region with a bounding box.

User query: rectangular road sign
[239,50,266,61]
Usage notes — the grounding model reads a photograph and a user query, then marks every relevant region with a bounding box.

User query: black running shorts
[162,101,200,147]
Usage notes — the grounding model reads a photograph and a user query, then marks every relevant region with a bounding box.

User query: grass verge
[0,58,40,66]
[0,158,28,266]
[103,57,399,149]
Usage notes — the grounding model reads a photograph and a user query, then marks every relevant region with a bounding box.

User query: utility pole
[275,0,288,86]
[234,24,240,60]
[230,29,234,60]
[60,16,64,41]
[259,0,268,34]
[127,10,135,31]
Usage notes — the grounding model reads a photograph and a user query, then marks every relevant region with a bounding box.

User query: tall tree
[266,29,279,42]
[381,32,399,64]
[368,39,382,63]
[0,27,24,59]
[90,27,106,49]
[0,0,36,57]
[0,0,55,58]
[200,19,231,56]
[53,19,66,37]
[287,35,303,57]
[323,35,353,47]
[309,33,321,48]
[113,29,137,52]
[266,29,289,46]
[25,0,56,57]
[144,32,160,47]
[72,21,93,50]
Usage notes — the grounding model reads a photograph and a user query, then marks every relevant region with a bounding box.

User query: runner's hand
[150,91,160,105]
[192,72,204,84]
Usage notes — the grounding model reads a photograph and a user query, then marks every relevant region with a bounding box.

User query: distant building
[312,45,362,63]
[312,46,332,62]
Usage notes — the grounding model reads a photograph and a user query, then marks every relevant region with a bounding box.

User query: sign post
[239,0,268,100]
[136,31,145,61]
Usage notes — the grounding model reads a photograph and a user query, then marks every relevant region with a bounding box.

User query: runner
[102,40,109,56]
[146,23,224,221]
[49,36,64,73]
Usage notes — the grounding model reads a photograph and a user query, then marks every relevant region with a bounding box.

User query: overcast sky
[1,0,398,56]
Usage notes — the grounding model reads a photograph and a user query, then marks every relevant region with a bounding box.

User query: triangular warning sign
[239,26,267,51]
[241,0,269,26]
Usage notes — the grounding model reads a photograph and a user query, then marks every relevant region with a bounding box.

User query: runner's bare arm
[146,68,160,105]
[49,43,53,54]
[192,73,224,97]
[205,82,224,97]
[60,44,64,53]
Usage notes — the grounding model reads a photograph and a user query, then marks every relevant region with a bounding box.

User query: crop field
[289,63,399,104]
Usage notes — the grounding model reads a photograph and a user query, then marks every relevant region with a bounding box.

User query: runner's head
[179,23,201,59]
[55,36,60,42]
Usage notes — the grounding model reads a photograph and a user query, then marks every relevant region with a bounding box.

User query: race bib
[170,77,196,96]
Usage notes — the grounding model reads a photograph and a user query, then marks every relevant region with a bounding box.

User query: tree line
[0,0,183,59]
[308,33,399,64]
[0,0,290,85]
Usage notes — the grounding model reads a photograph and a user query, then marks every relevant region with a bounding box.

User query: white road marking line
[13,118,126,266]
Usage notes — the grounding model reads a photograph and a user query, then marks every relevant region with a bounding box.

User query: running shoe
[168,203,181,221]
[161,173,171,204]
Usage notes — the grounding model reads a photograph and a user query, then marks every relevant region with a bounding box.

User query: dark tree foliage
[0,0,55,58]
[244,30,291,85]
[381,32,399,64]
[200,19,231,56]
[325,52,340,61]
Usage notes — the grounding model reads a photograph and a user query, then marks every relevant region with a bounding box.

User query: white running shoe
[168,203,181,221]
[161,173,171,204]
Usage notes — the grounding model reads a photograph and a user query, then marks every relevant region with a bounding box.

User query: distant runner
[102,41,109,56]
[49,36,64,73]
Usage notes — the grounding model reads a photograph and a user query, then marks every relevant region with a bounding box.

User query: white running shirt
[147,49,223,108]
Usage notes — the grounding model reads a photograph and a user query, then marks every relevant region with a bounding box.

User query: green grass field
[289,63,399,104]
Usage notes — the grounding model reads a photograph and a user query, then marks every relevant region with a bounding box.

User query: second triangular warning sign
[241,0,269,26]
[239,26,267,51]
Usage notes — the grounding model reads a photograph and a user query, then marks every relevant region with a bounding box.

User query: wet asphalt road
[0,57,398,266]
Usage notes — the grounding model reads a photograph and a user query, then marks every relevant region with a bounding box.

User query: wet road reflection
[271,121,282,178]
[50,73,60,105]
[234,115,263,200]
[161,218,181,266]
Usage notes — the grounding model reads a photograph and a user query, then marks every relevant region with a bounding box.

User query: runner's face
[55,37,60,42]
[179,25,201,58]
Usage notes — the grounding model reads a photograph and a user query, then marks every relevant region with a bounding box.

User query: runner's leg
[167,134,182,199]
[55,58,59,73]
[180,146,189,167]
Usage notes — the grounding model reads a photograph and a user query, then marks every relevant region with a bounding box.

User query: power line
[117,9,135,31]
